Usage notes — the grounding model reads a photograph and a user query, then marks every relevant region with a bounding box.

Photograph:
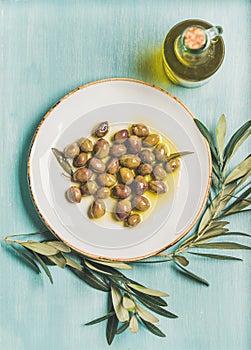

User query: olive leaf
[127,283,169,297]
[135,304,159,323]
[32,252,53,284]
[106,312,119,345]
[194,119,219,162]
[116,322,129,335]
[194,242,251,250]
[174,262,209,286]
[88,259,131,270]
[71,268,110,292]
[188,252,243,261]
[216,114,226,162]
[231,130,251,158]
[122,295,135,311]
[21,241,59,256]
[48,253,67,268]
[129,314,139,333]
[84,260,113,275]
[140,319,166,337]
[85,312,115,326]
[224,156,251,184]
[174,255,189,266]
[10,245,41,274]
[111,286,129,322]
[132,290,168,307]
[63,255,82,271]
[51,148,74,175]
[135,296,177,318]
[46,241,71,253]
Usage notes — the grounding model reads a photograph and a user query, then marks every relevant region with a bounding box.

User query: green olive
[109,143,127,157]
[115,199,132,221]
[119,154,141,169]
[154,143,170,162]
[80,181,98,196]
[143,134,160,148]
[119,167,135,185]
[112,184,131,199]
[131,175,148,195]
[137,163,152,176]
[125,214,141,227]
[165,158,180,173]
[106,157,120,174]
[94,121,109,138]
[132,195,150,211]
[73,167,93,183]
[88,157,106,173]
[132,123,149,137]
[152,164,167,180]
[95,187,111,199]
[149,180,167,194]
[79,138,94,153]
[113,129,129,143]
[93,138,110,159]
[139,150,155,164]
[97,173,117,187]
[126,135,142,154]
[73,152,88,167]
[66,186,82,203]
[64,142,80,159]
[90,199,106,218]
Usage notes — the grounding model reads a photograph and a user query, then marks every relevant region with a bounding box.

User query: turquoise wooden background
[0,1,250,349]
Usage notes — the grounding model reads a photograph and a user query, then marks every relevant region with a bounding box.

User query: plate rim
[27,78,212,261]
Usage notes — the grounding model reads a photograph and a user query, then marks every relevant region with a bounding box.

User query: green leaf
[84,260,124,277]
[135,296,177,319]
[84,260,113,275]
[10,245,41,274]
[188,252,243,261]
[130,290,168,307]
[129,314,139,333]
[111,286,129,322]
[46,241,71,253]
[167,151,194,161]
[223,120,251,164]
[47,253,67,268]
[85,312,115,326]
[194,119,219,161]
[198,231,250,243]
[63,255,82,271]
[116,322,129,335]
[224,156,251,184]
[71,268,110,292]
[33,252,53,284]
[174,262,209,286]
[52,148,74,175]
[127,283,169,297]
[21,241,59,256]
[136,304,159,323]
[89,259,132,270]
[140,319,166,337]
[174,255,189,266]
[216,114,226,162]
[122,295,135,311]
[106,313,119,345]
[194,242,251,250]
[231,130,251,158]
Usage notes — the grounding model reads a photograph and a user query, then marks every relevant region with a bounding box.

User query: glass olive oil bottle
[162,19,225,87]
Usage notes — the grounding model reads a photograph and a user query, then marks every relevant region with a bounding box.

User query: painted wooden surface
[0,1,250,349]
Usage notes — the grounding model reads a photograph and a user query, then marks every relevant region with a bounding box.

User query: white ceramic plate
[28,79,211,261]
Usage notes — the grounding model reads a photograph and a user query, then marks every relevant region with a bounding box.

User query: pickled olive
[106,157,120,174]
[97,173,117,187]
[126,135,142,154]
[132,123,149,137]
[115,199,132,221]
[113,129,129,143]
[137,163,153,176]
[80,138,94,153]
[80,181,98,196]
[88,157,106,173]
[125,214,141,227]
[143,134,160,148]
[154,143,170,162]
[73,153,88,167]
[64,142,80,159]
[112,184,131,199]
[139,149,155,164]
[66,186,82,203]
[94,121,109,138]
[73,167,93,182]
[131,175,148,195]
[95,187,111,199]
[165,158,180,173]
[90,199,106,218]
[152,164,167,180]
[119,167,135,185]
[93,138,110,159]
[132,195,150,211]
[109,143,127,157]
[149,180,167,194]
[119,154,141,169]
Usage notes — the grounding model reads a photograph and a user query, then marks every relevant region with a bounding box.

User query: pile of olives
[63,121,180,227]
